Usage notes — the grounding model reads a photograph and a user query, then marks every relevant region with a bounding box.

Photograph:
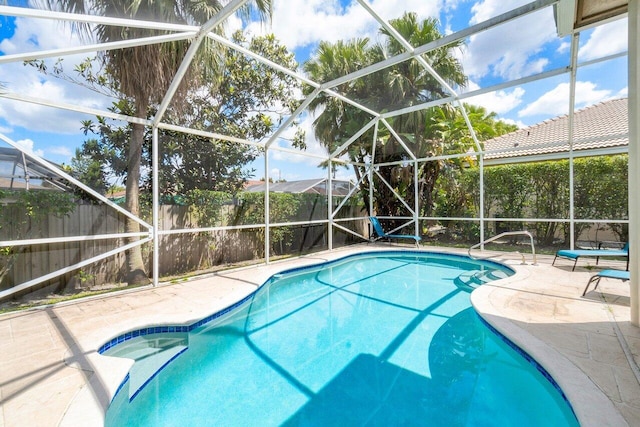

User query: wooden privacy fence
[0,204,128,293]
[0,202,365,296]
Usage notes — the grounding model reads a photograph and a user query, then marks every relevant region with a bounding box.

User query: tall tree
[303,38,377,212]
[163,31,303,195]
[304,12,469,221]
[42,0,272,285]
[73,31,302,198]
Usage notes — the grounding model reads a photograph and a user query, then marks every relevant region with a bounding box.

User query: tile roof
[483,98,628,161]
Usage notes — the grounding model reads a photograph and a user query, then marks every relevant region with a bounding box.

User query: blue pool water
[104,251,579,426]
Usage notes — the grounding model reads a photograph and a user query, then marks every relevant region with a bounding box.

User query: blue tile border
[98,292,255,355]
[476,314,578,421]
[112,372,129,402]
[268,249,515,282]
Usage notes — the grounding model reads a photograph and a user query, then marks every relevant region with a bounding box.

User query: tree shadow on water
[281,308,489,426]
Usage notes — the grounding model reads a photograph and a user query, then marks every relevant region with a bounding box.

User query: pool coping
[471,266,628,427]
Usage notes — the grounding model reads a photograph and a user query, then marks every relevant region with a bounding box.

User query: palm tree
[303,38,376,210]
[304,12,468,220]
[41,0,271,284]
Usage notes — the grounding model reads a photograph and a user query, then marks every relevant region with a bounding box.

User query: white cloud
[247,0,442,53]
[14,138,44,158]
[0,18,82,54]
[616,87,628,98]
[557,41,570,54]
[366,0,442,24]
[501,117,527,128]
[464,81,525,115]
[463,0,557,80]
[48,145,74,157]
[270,167,282,180]
[442,0,465,14]
[0,124,13,134]
[517,81,612,117]
[578,19,627,61]
[225,14,243,36]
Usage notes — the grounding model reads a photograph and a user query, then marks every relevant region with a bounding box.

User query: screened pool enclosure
[0,0,638,324]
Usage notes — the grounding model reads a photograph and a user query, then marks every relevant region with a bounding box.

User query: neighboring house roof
[245,178,355,196]
[483,97,628,164]
[0,177,41,190]
[243,180,264,188]
[0,147,69,191]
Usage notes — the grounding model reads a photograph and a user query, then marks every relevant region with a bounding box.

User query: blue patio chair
[369,216,421,248]
[583,269,630,296]
[552,242,629,271]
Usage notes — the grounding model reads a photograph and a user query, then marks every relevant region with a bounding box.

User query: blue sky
[0,0,629,184]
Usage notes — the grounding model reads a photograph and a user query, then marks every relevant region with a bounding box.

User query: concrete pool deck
[1,244,639,426]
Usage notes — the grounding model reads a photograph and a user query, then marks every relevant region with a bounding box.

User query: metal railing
[468,230,537,265]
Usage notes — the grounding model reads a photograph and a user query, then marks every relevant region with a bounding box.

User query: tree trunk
[124,103,150,285]
[421,160,440,217]
[353,164,371,216]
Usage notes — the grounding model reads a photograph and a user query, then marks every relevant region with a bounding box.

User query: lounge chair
[369,216,421,248]
[583,269,630,296]
[552,242,629,271]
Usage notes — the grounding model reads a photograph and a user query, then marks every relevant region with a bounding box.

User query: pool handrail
[468,230,537,265]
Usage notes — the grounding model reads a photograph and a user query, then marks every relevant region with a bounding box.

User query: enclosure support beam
[568,33,579,250]
[414,159,419,238]
[328,160,333,251]
[0,238,152,301]
[479,154,485,250]
[152,126,160,287]
[369,121,379,221]
[265,151,270,264]
[0,5,196,32]
[330,119,378,159]
[265,88,321,149]
[0,32,196,65]
[628,0,640,326]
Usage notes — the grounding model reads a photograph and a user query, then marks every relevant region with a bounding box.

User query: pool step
[128,344,188,400]
[103,333,189,400]
[455,269,510,289]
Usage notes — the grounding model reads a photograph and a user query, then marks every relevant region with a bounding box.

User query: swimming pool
[104,251,579,426]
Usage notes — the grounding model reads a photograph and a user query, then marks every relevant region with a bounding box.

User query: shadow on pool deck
[0,245,639,427]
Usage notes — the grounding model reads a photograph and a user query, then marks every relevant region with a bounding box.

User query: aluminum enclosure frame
[0,0,634,324]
